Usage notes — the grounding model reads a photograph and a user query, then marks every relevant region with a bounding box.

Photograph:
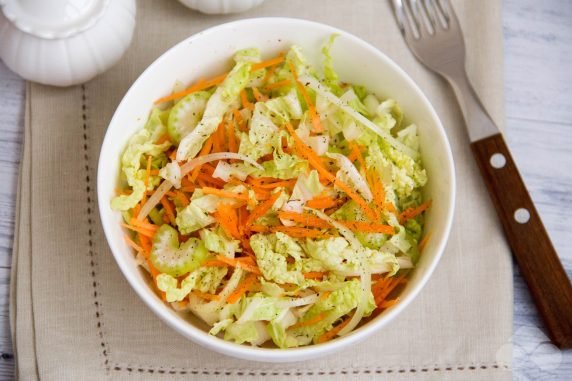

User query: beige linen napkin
[10,0,513,380]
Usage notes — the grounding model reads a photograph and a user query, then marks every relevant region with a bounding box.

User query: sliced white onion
[326,152,373,202]
[338,269,371,336]
[308,135,330,156]
[137,152,262,221]
[137,179,174,221]
[276,293,319,309]
[298,76,418,158]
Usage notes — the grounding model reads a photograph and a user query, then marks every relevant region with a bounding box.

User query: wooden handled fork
[390,0,572,348]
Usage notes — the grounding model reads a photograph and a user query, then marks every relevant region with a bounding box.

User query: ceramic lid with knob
[0,0,136,87]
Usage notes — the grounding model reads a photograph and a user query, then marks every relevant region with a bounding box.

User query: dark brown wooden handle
[471,133,572,348]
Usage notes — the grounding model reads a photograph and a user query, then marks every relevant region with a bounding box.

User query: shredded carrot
[347,148,359,163]
[284,123,378,220]
[291,312,328,329]
[147,258,160,278]
[124,234,143,253]
[218,120,228,152]
[277,211,330,228]
[418,232,432,253]
[115,188,132,196]
[233,109,248,132]
[245,191,282,228]
[197,178,209,188]
[340,221,395,235]
[154,74,226,104]
[196,172,226,188]
[213,203,241,239]
[227,120,238,154]
[251,54,285,71]
[256,179,297,189]
[227,273,259,304]
[145,257,165,300]
[160,197,176,225]
[240,89,254,110]
[144,155,152,189]
[386,203,397,214]
[121,223,156,238]
[399,200,432,223]
[249,224,269,233]
[130,218,159,233]
[316,315,353,343]
[306,195,340,209]
[237,205,249,236]
[288,62,322,133]
[191,290,220,302]
[202,187,248,201]
[156,133,171,145]
[264,79,291,90]
[252,87,268,102]
[215,255,262,275]
[379,298,399,309]
[189,134,215,181]
[232,109,243,124]
[303,271,327,280]
[181,175,195,188]
[349,142,366,170]
[138,233,152,258]
[373,275,407,307]
[211,122,224,153]
[203,259,229,267]
[369,170,386,215]
[174,191,189,207]
[320,291,331,301]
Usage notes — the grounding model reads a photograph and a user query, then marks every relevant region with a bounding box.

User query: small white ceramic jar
[177,0,265,14]
[0,0,136,87]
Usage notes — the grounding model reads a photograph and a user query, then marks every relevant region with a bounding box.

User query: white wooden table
[0,0,570,379]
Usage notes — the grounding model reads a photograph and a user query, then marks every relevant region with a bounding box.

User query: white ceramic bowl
[98,18,455,363]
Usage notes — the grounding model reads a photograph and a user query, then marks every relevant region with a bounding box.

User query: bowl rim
[97,16,456,362]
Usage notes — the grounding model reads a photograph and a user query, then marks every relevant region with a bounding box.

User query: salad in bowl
[111,36,430,349]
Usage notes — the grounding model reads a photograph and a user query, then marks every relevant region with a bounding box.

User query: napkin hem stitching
[82,83,111,370]
[109,362,511,375]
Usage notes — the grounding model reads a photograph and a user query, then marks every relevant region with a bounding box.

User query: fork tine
[411,0,435,36]
[435,0,461,29]
[391,0,420,40]
[390,0,407,35]
[425,0,448,29]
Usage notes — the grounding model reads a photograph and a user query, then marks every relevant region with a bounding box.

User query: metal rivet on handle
[514,208,530,224]
[490,153,506,169]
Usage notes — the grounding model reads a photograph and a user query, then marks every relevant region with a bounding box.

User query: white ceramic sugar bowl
[178,0,265,14]
[0,0,136,87]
